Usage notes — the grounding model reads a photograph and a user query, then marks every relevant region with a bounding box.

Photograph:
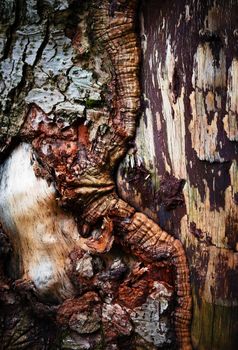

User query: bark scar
[0,1,192,349]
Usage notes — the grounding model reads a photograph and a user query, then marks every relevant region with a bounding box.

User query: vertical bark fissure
[2,0,21,59]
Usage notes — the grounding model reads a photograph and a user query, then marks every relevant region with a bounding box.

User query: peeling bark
[0,0,192,349]
[118,0,238,349]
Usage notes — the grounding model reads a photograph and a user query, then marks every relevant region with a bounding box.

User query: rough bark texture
[0,1,192,350]
[118,0,238,349]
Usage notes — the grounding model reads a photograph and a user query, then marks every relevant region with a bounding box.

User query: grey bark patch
[0,0,105,143]
[129,282,173,347]
[25,87,65,113]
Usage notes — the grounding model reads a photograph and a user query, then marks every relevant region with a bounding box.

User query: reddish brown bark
[0,0,192,349]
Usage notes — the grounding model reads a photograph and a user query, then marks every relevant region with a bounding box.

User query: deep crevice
[2,0,21,59]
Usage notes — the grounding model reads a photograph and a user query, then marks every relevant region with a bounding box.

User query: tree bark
[0,1,192,349]
[118,1,238,349]
[2,0,237,349]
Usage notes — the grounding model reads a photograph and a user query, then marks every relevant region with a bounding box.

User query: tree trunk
[0,0,237,349]
[0,1,192,349]
[119,1,238,349]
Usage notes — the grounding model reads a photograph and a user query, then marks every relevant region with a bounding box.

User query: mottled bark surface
[118,0,238,349]
[0,1,192,350]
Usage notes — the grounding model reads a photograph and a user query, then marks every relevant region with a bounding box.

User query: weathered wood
[0,1,192,349]
[118,0,238,349]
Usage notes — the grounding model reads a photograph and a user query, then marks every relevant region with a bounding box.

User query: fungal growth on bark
[0,0,192,349]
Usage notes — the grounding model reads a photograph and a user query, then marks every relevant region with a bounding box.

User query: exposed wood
[118,0,238,349]
[0,1,192,349]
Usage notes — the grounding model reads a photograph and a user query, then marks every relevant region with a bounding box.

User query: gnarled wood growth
[0,0,192,349]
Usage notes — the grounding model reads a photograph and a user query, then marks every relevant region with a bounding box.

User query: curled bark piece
[0,0,192,348]
[90,0,141,164]
[83,192,192,349]
[114,208,192,350]
[88,3,192,347]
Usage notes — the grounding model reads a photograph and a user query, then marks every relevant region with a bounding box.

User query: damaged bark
[0,0,193,349]
[118,0,238,349]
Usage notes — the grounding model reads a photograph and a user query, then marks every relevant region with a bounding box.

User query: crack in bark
[0,1,192,349]
[2,0,20,59]
[32,19,50,67]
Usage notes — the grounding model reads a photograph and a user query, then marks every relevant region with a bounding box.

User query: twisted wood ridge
[0,0,192,348]
[87,2,192,348]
